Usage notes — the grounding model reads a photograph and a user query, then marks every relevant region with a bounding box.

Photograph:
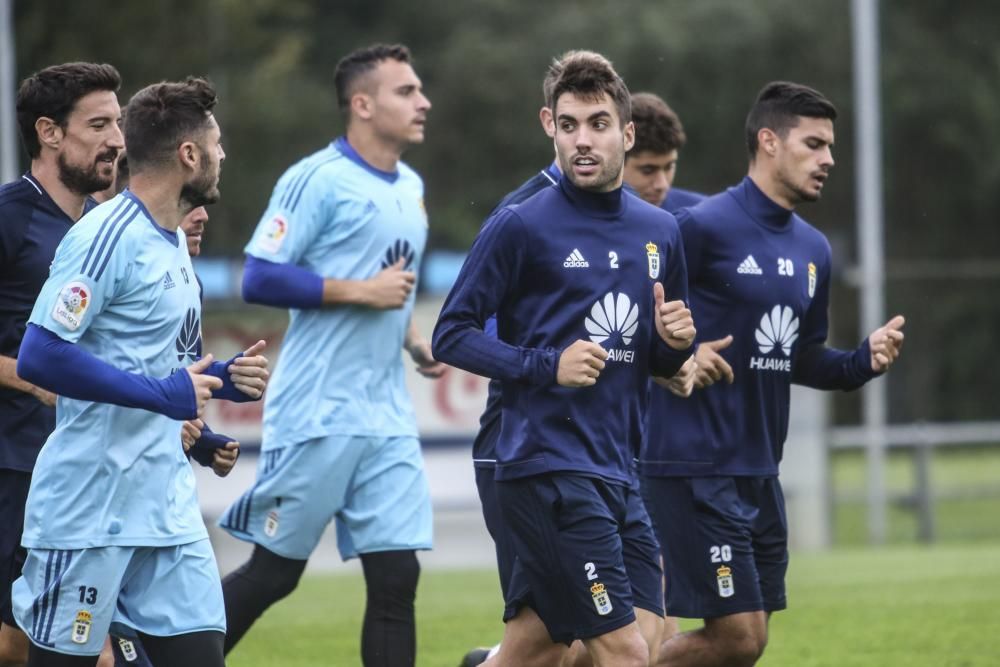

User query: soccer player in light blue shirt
[12,78,269,666]
[219,44,443,667]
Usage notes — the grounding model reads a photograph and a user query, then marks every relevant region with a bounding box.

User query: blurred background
[3,0,999,559]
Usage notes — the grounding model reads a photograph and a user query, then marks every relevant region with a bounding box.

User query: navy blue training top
[663,186,705,212]
[471,164,560,468]
[434,175,691,485]
[0,174,94,471]
[472,175,704,469]
[640,176,877,477]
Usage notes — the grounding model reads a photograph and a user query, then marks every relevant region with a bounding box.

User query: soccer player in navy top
[640,82,905,667]
[460,62,699,664]
[0,62,123,667]
[435,52,695,667]
[624,92,704,215]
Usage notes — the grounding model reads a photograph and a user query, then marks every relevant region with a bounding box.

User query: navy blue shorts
[496,474,663,645]
[640,475,788,619]
[0,468,30,626]
[474,465,524,606]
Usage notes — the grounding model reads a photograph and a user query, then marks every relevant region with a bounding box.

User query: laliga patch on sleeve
[51,281,91,331]
[257,214,288,254]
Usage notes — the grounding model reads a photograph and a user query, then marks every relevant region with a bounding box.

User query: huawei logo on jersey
[175,307,202,364]
[750,305,798,372]
[585,292,638,363]
[382,238,416,271]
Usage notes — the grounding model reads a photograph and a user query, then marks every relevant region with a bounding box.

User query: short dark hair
[334,43,412,117]
[746,81,837,159]
[15,62,121,159]
[628,92,686,158]
[550,52,630,126]
[124,77,218,172]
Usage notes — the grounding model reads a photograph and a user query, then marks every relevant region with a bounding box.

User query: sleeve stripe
[278,152,329,210]
[91,207,142,281]
[80,197,132,276]
[285,156,342,212]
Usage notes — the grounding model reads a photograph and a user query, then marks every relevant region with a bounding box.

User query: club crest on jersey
[71,610,92,644]
[52,281,90,331]
[258,214,288,254]
[646,241,660,279]
[418,198,428,226]
[118,637,139,662]
[264,510,279,537]
[808,262,817,298]
[716,566,735,598]
[590,582,613,616]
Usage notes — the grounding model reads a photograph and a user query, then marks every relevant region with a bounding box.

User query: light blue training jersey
[246,137,427,446]
[24,190,206,549]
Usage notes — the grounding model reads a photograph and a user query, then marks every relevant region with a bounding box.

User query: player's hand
[408,337,446,378]
[181,418,204,452]
[364,258,416,309]
[186,354,223,417]
[868,315,905,372]
[653,283,695,350]
[694,335,735,388]
[212,441,240,477]
[654,355,698,397]
[557,339,608,387]
[229,340,269,399]
[30,385,57,407]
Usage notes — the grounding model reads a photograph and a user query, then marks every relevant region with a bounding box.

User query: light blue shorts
[220,435,433,560]
[11,539,224,656]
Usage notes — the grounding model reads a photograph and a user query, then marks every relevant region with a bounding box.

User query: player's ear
[539,107,555,138]
[623,121,636,152]
[35,117,63,150]
[759,128,779,158]
[351,92,375,121]
[178,140,199,171]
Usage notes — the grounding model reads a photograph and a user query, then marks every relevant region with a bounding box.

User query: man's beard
[57,151,114,196]
[180,165,220,208]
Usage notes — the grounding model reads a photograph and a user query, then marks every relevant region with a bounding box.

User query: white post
[0,0,18,182]
[851,0,889,544]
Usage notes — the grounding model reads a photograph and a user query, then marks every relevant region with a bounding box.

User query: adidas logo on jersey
[737,255,763,275]
[163,271,176,290]
[563,249,590,268]
[585,292,639,363]
[750,305,799,372]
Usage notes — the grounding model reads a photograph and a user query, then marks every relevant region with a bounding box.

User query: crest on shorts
[264,510,279,537]
[118,637,139,662]
[807,262,817,298]
[591,582,613,616]
[646,241,660,279]
[258,214,288,254]
[53,281,90,331]
[71,610,92,644]
[716,565,735,598]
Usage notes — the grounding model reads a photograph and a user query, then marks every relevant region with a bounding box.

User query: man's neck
[746,165,797,211]
[128,172,186,231]
[30,159,88,221]
[345,127,403,173]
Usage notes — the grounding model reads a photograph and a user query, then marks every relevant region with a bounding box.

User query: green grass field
[227,542,1000,667]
